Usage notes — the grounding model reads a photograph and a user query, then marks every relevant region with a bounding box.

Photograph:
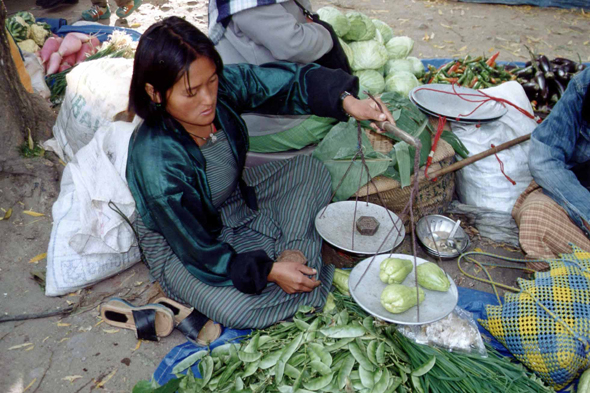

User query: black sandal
[100,297,175,341]
[154,297,222,346]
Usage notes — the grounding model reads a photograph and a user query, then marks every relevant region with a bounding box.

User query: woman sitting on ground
[126,16,393,332]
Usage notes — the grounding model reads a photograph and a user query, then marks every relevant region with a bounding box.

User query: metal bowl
[416,215,470,259]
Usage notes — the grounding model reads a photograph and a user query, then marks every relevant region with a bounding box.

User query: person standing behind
[81,0,142,21]
[208,0,341,153]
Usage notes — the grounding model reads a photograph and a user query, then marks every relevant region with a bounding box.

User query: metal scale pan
[410,95,502,124]
[410,84,508,123]
[315,201,405,255]
[348,254,459,325]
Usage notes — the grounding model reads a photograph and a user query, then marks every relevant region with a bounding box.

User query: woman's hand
[342,95,395,133]
[268,262,321,294]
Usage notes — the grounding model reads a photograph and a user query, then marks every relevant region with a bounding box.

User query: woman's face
[165,56,219,129]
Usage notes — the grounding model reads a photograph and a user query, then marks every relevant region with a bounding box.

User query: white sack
[452,81,537,214]
[43,58,134,162]
[46,120,141,296]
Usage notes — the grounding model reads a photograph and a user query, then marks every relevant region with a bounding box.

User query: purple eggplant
[535,71,549,102]
[552,57,574,65]
[538,55,551,73]
[555,66,570,84]
[515,65,534,77]
[522,82,541,100]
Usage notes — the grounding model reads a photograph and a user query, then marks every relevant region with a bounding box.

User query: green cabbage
[384,71,420,97]
[349,40,388,71]
[354,69,385,95]
[407,56,425,78]
[317,6,350,38]
[372,19,394,44]
[385,59,413,76]
[385,36,414,59]
[339,38,354,65]
[342,11,376,41]
[373,28,384,45]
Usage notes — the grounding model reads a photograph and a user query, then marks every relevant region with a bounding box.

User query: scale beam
[374,121,420,147]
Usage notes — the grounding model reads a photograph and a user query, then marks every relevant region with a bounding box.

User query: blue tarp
[34,17,142,42]
[457,0,589,10]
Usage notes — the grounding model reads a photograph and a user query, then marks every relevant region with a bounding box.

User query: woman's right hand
[268,262,321,294]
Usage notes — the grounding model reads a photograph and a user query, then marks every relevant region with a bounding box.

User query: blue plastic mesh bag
[480,244,590,390]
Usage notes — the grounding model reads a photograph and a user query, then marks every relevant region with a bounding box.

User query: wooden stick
[374,121,420,147]
[427,133,531,178]
[0,306,74,323]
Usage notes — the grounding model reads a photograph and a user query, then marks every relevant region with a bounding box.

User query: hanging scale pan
[315,201,405,255]
[349,254,459,325]
[410,84,508,122]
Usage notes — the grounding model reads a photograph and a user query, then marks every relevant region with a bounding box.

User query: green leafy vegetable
[312,120,390,201]
[372,19,394,44]
[385,59,414,76]
[343,11,376,41]
[354,69,385,95]
[406,56,426,78]
[385,36,415,59]
[349,40,389,71]
[385,71,421,97]
[317,6,350,38]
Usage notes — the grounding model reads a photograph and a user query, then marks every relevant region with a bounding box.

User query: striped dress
[135,130,334,329]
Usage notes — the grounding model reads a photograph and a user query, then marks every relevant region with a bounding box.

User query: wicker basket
[322,126,457,268]
[352,130,456,230]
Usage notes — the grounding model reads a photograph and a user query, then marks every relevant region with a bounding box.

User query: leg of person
[513,182,590,270]
[135,213,332,329]
[241,155,335,289]
[249,116,337,153]
[82,0,111,21]
[114,0,142,18]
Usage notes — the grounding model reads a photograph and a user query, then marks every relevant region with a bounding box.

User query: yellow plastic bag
[7,27,33,93]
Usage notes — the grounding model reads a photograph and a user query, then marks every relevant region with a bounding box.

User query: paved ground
[1,0,587,392]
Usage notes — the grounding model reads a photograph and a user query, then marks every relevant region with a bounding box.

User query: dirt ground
[1,0,588,392]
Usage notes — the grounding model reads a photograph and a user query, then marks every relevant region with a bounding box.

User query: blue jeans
[529,68,590,238]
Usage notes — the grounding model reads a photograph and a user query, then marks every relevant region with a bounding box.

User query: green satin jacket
[126,62,358,292]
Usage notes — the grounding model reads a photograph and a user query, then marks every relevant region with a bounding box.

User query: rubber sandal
[154,297,222,346]
[116,0,142,18]
[81,5,111,21]
[100,297,175,341]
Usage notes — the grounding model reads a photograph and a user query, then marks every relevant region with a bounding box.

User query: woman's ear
[145,83,162,104]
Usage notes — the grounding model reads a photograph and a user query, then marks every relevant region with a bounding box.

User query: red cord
[425,116,446,181]
[413,84,541,123]
[491,144,516,185]
[415,84,535,184]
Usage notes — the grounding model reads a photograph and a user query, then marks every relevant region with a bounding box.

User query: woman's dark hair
[128,16,223,123]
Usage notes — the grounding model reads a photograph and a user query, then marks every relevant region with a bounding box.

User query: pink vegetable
[68,32,91,43]
[75,42,97,64]
[46,51,63,75]
[89,36,100,50]
[58,62,72,73]
[39,37,60,64]
[57,33,83,58]
[63,53,77,67]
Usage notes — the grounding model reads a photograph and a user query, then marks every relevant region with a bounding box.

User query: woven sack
[480,244,590,390]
